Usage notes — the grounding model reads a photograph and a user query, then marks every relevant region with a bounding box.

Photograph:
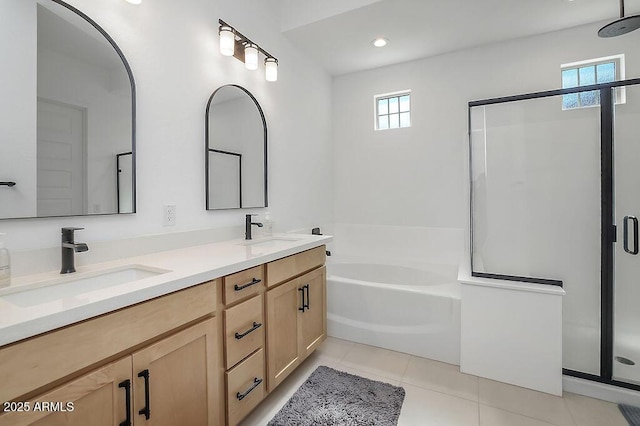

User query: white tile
[340,341,411,381]
[333,364,401,387]
[480,405,557,426]
[403,355,479,402]
[314,336,354,363]
[563,392,629,426]
[478,379,575,426]
[398,383,479,426]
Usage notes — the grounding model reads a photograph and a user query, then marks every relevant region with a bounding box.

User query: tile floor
[240,337,631,426]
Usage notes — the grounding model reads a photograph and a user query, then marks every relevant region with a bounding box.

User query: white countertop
[0,234,332,347]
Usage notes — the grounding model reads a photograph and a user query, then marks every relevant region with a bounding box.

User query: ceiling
[269,0,640,76]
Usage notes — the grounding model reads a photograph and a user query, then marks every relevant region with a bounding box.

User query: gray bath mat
[268,365,405,426]
[620,404,640,426]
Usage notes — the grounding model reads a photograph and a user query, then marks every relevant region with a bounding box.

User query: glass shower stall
[469,78,640,389]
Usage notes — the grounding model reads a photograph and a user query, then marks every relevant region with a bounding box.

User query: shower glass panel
[613,84,640,385]
[470,93,602,375]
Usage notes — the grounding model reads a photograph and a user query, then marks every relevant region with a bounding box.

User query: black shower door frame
[468,77,640,391]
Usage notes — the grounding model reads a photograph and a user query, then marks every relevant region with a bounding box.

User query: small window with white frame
[375,91,411,130]
[561,54,625,110]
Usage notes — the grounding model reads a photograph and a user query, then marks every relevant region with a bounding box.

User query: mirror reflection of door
[0,0,135,219]
[37,99,87,216]
[208,150,241,209]
[117,152,133,213]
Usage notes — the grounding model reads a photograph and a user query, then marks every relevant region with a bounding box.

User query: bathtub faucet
[245,214,263,240]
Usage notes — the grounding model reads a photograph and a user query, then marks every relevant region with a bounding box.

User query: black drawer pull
[234,278,262,291]
[237,377,263,401]
[303,284,310,310]
[298,287,305,312]
[137,369,150,420]
[118,379,131,426]
[235,322,262,340]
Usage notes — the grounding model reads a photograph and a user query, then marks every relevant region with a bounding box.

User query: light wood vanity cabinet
[131,318,216,425]
[265,245,327,392]
[0,357,131,426]
[219,245,327,425]
[0,282,220,426]
[219,266,267,426]
[0,243,328,426]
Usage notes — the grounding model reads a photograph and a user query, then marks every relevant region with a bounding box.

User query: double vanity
[0,233,331,425]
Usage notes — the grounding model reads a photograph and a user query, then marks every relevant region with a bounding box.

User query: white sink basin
[0,265,170,307]
[241,236,302,248]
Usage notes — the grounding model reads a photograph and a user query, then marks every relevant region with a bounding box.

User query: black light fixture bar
[218,19,277,61]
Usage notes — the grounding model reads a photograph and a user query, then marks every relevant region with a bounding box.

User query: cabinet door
[0,357,131,426]
[298,266,326,358]
[266,279,302,392]
[132,318,218,426]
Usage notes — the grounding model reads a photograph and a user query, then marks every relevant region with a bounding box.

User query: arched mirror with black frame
[205,85,267,210]
[0,0,136,219]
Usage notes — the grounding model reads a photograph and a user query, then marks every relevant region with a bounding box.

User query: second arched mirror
[205,85,267,210]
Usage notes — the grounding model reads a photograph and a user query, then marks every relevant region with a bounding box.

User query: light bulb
[219,26,235,57]
[265,57,278,82]
[372,38,388,48]
[245,44,258,70]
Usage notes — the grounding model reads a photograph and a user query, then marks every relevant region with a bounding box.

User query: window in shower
[561,55,625,110]
[374,91,411,130]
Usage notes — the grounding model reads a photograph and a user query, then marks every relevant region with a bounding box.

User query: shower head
[598,0,640,37]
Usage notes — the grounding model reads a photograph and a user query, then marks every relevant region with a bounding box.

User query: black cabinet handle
[236,377,263,401]
[298,287,305,312]
[137,369,150,420]
[624,215,639,255]
[118,379,131,426]
[234,278,261,291]
[0,182,16,187]
[304,284,310,310]
[235,322,262,339]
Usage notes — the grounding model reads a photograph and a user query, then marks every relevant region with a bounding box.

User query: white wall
[332,22,640,229]
[0,0,333,252]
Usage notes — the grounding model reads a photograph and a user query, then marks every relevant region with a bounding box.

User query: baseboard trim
[563,375,640,406]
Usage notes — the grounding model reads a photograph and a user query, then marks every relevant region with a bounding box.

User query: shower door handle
[623,215,639,255]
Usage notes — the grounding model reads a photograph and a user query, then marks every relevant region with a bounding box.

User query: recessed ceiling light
[372,38,388,48]
[125,0,142,4]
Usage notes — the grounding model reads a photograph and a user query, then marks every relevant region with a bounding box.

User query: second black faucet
[245,214,263,240]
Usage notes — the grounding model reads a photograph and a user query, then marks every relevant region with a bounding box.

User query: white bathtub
[327,258,461,365]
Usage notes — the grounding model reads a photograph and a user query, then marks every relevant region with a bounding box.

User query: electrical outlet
[163,205,176,226]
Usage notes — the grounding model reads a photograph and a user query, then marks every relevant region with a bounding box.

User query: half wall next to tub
[327,224,464,365]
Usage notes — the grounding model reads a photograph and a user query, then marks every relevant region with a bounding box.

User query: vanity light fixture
[219,26,235,56]
[244,44,259,70]
[218,19,279,82]
[265,58,278,82]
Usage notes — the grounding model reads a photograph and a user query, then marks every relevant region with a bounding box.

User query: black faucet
[245,214,263,240]
[61,227,89,274]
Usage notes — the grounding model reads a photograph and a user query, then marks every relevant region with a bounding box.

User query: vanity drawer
[224,265,264,305]
[226,348,265,426]
[224,295,264,369]
[266,245,325,287]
